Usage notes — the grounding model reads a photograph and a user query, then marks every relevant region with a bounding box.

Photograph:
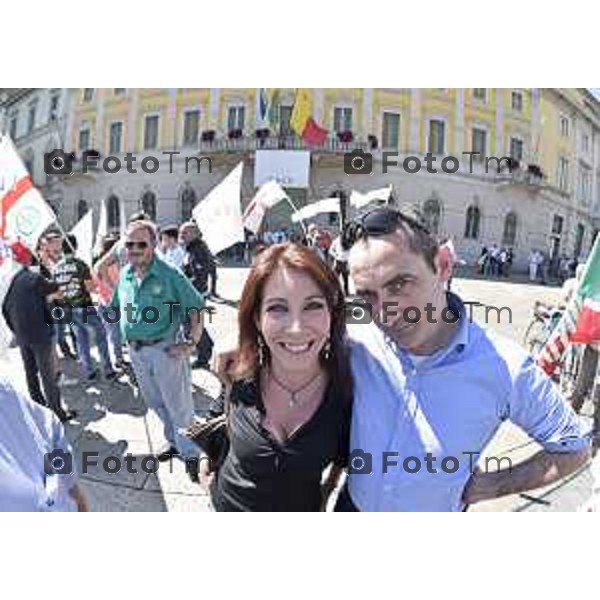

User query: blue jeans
[99,303,124,364]
[70,306,114,378]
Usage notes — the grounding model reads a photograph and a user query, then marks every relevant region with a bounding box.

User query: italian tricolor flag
[538,235,600,375]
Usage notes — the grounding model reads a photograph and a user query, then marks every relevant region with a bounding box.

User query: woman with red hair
[202,243,353,511]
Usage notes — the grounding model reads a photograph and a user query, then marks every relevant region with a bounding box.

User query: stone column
[94,89,104,151]
[209,88,220,132]
[362,88,373,140]
[454,88,465,155]
[495,89,505,156]
[126,88,139,152]
[409,88,422,152]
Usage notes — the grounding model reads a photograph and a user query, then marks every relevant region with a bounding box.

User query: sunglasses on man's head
[342,207,430,250]
[125,241,149,250]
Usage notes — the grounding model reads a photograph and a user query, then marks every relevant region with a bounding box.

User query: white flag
[350,185,392,210]
[0,135,56,249]
[291,197,340,223]
[243,180,289,234]
[70,210,94,266]
[192,162,245,255]
[94,197,108,256]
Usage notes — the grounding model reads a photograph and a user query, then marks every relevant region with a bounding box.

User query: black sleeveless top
[210,378,351,512]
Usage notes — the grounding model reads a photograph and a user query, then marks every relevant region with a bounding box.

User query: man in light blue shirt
[0,376,88,511]
[339,207,591,512]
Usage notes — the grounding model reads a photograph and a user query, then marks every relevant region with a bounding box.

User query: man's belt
[128,338,165,351]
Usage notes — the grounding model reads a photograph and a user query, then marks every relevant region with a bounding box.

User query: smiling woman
[204,242,353,512]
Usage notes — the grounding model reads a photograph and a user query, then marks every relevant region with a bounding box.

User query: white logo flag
[70,210,94,265]
[0,135,56,249]
[350,185,392,210]
[243,180,289,234]
[192,162,245,255]
[93,197,108,256]
[291,197,340,223]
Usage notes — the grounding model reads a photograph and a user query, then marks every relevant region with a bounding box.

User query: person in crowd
[179,221,216,368]
[93,235,127,370]
[111,220,205,482]
[53,235,117,382]
[0,376,88,511]
[478,246,488,276]
[202,243,352,511]
[529,249,540,282]
[329,234,350,296]
[1,242,76,423]
[160,225,186,270]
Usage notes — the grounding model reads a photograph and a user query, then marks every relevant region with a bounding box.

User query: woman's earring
[258,336,265,366]
[322,339,331,361]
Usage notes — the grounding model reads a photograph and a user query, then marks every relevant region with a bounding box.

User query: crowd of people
[0,206,596,511]
[477,244,514,278]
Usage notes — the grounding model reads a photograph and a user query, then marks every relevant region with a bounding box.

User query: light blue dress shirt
[347,293,591,512]
[0,379,78,512]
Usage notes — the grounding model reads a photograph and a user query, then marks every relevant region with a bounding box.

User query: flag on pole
[192,162,245,255]
[70,210,94,266]
[243,181,290,234]
[538,236,600,375]
[268,89,280,129]
[290,89,328,145]
[93,197,108,256]
[291,197,340,223]
[350,185,393,210]
[0,135,56,250]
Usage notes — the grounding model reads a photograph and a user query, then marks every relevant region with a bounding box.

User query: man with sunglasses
[111,220,206,482]
[335,206,591,511]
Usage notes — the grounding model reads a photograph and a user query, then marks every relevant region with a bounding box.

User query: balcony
[495,162,546,192]
[197,133,370,155]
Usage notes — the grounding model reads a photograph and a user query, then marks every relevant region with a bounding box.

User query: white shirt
[163,244,186,270]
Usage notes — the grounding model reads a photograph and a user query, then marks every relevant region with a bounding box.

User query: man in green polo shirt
[111,220,205,482]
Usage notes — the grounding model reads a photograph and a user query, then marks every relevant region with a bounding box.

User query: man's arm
[95,243,120,281]
[464,354,592,505]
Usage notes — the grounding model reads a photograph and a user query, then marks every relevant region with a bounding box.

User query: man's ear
[435,242,455,283]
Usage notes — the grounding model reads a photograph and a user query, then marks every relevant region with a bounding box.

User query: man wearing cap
[111,220,205,481]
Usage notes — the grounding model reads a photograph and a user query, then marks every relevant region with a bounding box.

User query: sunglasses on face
[342,207,431,249]
[125,241,149,250]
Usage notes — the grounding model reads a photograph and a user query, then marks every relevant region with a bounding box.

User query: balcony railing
[197,134,370,154]
[495,165,545,189]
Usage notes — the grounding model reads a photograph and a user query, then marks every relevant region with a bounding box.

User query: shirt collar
[124,255,160,282]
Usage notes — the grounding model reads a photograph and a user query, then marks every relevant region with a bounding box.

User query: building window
[9,112,18,140]
[83,88,94,102]
[144,115,159,150]
[107,195,121,231]
[79,123,90,152]
[333,107,353,133]
[578,166,591,205]
[141,190,157,221]
[227,106,245,132]
[583,134,590,154]
[27,100,37,135]
[423,197,441,234]
[23,151,34,177]
[574,224,585,259]
[511,91,523,112]
[77,199,89,220]
[382,112,400,149]
[558,157,569,191]
[49,92,60,122]
[183,110,200,146]
[180,187,196,221]
[560,116,569,137]
[109,122,123,154]
[279,105,293,136]
[464,205,480,239]
[471,128,487,161]
[428,120,445,154]
[551,214,564,235]
[502,212,518,246]
[114,89,126,96]
[509,137,523,162]
[473,88,487,102]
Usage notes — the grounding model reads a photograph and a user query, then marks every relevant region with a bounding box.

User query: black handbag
[185,413,229,472]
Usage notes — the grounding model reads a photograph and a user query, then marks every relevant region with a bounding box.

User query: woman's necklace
[268,369,323,408]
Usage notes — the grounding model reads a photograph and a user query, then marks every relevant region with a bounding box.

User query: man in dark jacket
[179,222,215,369]
[2,248,76,423]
